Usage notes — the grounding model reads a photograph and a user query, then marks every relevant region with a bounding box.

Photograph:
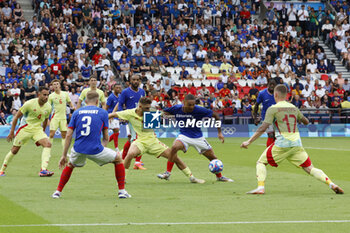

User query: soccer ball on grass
[209,159,223,174]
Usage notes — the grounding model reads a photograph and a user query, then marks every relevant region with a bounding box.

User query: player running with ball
[52,91,130,199]
[241,84,344,194]
[109,97,205,183]
[158,94,233,182]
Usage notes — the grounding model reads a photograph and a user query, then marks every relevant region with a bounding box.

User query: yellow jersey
[79,88,106,106]
[19,98,51,130]
[264,101,304,148]
[49,91,71,120]
[117,108,156,141]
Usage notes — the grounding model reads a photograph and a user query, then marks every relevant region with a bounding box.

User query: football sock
[57,166,73,192]
[49,138,54,144]
[109,134,114,142]
[181,167,193,178]
[113,133,119,149]
[0,151,15,172]
[256,162,266,187]
[167,161,174,173]
[122,141,131,159]
[41,147,51,170]
[61,138,66,148]
[135,156,142,164]
[310,167,332,185]
[266,137,275,147]
[114,163,125,190]
[215,173,222,178]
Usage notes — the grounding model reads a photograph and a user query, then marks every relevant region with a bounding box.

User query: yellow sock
[256,162,266,187]
[1,151,15,172]
[181,167,193,178]
[41,147,51,170]
[310,168,332,185]
[61,138,66,148]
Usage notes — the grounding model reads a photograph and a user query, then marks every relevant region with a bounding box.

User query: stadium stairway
[316,38,350,80]
[18,0,35,22]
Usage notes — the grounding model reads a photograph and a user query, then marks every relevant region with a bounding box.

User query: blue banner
[0,124,349,138]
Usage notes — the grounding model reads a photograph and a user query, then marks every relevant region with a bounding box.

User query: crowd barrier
[0,124,349,139]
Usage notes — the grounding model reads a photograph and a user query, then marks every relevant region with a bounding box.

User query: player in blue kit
[157,94,234,182]
[253,79,277,147]
[118,75,146,170]
[52,91,130,199]
[106,83,122,151]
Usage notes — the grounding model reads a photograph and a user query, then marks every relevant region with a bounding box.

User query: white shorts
[126,123,137,140]
[109,118,120,129]
[69,147,119,167]
[266,124,274,134]
[176,134,212,154]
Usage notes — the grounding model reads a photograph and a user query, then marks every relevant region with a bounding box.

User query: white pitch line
[257,144,350,151]
[1,220,350,227]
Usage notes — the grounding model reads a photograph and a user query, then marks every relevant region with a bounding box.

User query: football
[209,159,223,174]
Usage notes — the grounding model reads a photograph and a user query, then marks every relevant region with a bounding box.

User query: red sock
[114,163,125,190]
[57,166,73,192]
[266,137,275,147]
[113,133,119,149]
[109,133,114,142]
[167,161,174,173]
[135,156,142,163]
[216,173,222,178]
[122,141,131,159]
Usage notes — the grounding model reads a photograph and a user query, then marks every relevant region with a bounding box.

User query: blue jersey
[256,88,276,120]
[164,105,213,138]
[118,87,145,111]
[68,105,109,155]
[106,92,119,113]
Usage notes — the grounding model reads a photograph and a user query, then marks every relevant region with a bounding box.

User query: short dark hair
[185,94,196,101]
[139,97,152,105]
[39,86,49,92]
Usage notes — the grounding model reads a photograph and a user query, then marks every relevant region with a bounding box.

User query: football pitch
[0,137,350,233]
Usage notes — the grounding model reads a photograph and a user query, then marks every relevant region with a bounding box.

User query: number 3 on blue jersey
[81,116,91,136]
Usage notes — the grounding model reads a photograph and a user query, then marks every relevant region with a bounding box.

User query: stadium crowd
[1,0,350,126]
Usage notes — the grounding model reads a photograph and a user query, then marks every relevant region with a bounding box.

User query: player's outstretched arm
[102,128,109,147]
[212,112,224,143]
[112,103,119,113]
[69,102,75,111]
[102,101,107,110]
[252,103,260,125]
[76,99,82,109]
[300,116,309,125]
[60,128,73,169]
[108,112,119,119]
[7,110,23,142]
[42,118,49,131]
[241,122,270,149]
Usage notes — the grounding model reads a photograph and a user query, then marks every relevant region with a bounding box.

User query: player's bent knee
[11,147,20,154]
[68,163,75,168]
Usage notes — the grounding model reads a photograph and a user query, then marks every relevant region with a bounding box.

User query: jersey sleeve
[106,95,113,107]
[102,110,109,129]
[163,106,176,115]
[48,94,53,106]
[116,109,131,121]
[117,91,126,111]
[100,90,106,103]
[19,101,30,115]
[65,92,71,103]
[197,106,213,118]
[68,111,77,129]
[263,107,274,125]
[79,89,86,101]
[296,108,304,121]
[45,105,52,119]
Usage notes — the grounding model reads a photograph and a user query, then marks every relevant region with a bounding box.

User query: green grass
[0,137,350,233]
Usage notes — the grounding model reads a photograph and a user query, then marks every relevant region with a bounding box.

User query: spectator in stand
[0,112,6,125]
